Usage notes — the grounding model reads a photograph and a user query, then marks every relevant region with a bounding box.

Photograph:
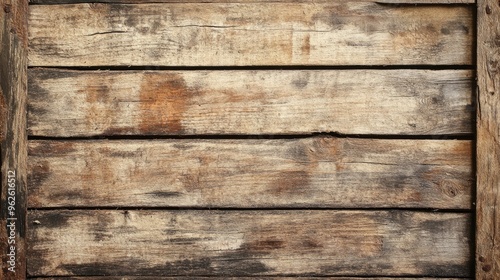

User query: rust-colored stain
[271,170,311,196]
[29,141,76,156]
[3,0,28,47]
[301,34,311,56]
[139,73,195,134]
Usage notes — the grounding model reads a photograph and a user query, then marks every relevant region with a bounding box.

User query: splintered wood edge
[476,0,500,278]
[0,0,28,279]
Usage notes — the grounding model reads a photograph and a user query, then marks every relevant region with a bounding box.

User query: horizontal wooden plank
[28,69,474,136]
[28,2,473,66]
[27,210,472,277]
[28,138,473,209]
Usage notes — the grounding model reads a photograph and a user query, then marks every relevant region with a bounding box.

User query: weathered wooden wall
[26,0,476,278]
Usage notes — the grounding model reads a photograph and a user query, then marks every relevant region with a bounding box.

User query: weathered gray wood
[28,2,473,66]
[0,0,28,279]
[28,138,473,209]
[27,210,472,277]
[476,0,500,278]
[28,69,474,136]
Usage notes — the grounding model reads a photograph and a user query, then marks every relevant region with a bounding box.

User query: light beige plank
[28,138,473,209]
[27,210,472,277]
[0,0,28,279]
[476,0,500,278]
[28,2,473,66]
[28,69,474,136]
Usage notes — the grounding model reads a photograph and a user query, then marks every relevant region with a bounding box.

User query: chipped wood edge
[476,0,500,278]
[0,0,28,279]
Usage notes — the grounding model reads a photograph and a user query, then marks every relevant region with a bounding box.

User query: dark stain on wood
[292,72,310,89]
[419,262,471,277]
[29,141,76,156]
[214,250,271,275]
[146,191,184,198]
[92,214,114,242]
[139,73,196,134]
[47,190,89,204]
[243,239,285,251]
[34,211,71,229]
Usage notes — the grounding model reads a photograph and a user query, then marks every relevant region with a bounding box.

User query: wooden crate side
[27,210,472,277]
[0,0,28,279]
[476,0,500,279]
[28,138,473,209]
[28,69,474,136]
[28,2,473,66]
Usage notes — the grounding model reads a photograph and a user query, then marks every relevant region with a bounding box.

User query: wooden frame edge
[476,0,500,279]
[0,0,28,279]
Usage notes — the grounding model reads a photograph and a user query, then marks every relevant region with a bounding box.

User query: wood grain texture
[28,2,473,66]
[28,69,474,136]
[0,0,28,279]
[27,210,472,277]
[476,0,500,278]
[28,138,473,209]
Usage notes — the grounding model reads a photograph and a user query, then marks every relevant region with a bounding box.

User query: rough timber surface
[27,210,472,277]
[0,0,28,279]
[28,2,473,66]
[28,69,474,136]
[28,138,473,209]
[476,0,500,278]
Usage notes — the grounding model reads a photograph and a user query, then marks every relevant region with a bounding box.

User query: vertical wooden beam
[0,0,28,279]
[477,0,500,279]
